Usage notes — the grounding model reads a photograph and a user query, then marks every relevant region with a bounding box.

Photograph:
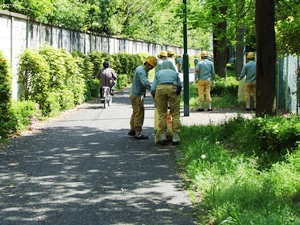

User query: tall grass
[179,115,300,224]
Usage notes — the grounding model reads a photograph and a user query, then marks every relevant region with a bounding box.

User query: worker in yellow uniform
[194,51,216,111]
[238,52,256,110]
[128,56,157,140]
[151,69,182,145]
[161,49,178,72]
[155,50,167,74]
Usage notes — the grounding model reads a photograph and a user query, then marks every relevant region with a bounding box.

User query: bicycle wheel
[108,96,112,106]
[102,86,109,109]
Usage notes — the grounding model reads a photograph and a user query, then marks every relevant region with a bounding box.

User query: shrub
[114,52,130,75]
[61,49,85,105]
[71,51,94,101]
[211,75,239,96]
[116,74,130,89]
[58,88,75,110]
[18,48,50,112]
[10,101,42,132]
[18,45,85,116]
[38,45,67,90]
[89,79,100,99]
[44,91,61,117]
[219,115,300,168]
[0,51,13,140]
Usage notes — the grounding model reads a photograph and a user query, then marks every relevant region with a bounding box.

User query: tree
[188,0,256,78]
[212,4,228,78]
[275,0,300,55]
[255,0,276,116]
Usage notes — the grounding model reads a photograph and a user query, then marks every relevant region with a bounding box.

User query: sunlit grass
[179,116,300,224]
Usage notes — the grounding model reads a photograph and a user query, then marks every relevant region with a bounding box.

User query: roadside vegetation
[0,47,147,144]
[179,71,300,224]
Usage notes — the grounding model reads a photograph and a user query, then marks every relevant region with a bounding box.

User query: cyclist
[96,61,118,98]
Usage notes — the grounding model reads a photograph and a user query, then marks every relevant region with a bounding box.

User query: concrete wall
[0,10,200,99]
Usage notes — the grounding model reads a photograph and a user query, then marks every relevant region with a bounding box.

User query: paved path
[0,86,254,225]
[0,88,200,225]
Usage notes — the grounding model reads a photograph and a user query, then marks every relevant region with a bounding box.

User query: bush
[10,101,42,132]
[58,88,75,110]
[219,115,300,168]
[18,45,86,117]
[89,79,100,99]
[114,52,131,75]
[44,91,61,117]
[18,48,50,112]
[116,74,130,89]
[38,45,68,90]
[0,51,13,140]
[71,51,94,101]
[211,75,239,96]
[61,49,85,105]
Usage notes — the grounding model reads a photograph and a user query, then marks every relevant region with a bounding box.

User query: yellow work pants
[244,82,256,102]
[155,84,181,133]
[129,95,145,133]
[197,80,212,102]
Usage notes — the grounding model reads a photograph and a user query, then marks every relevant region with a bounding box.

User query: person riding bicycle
[96,61,118,98]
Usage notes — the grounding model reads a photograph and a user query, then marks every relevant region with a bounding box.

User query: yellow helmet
[159,50,167,57]
[247,52,255,59]
[167,49,175,56]
[200,51,209,58]
[145,56,157,67]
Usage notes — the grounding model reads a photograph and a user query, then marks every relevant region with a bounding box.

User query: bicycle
[100,86,112,109]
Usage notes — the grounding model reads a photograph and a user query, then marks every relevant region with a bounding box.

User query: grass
[178,102,300,224]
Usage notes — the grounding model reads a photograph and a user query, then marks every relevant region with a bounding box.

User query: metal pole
[183,0,189,116]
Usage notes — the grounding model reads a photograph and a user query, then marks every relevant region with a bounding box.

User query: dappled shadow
[0,87,197,225]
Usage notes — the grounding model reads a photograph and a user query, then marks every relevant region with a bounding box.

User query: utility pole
[183,0,189,116]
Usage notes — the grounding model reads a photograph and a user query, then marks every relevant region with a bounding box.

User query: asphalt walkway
[0,86,253,225]
[0,87,197,225]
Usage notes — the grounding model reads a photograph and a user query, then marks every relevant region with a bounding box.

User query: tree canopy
[1,0,300,55]
[1,0,210,49]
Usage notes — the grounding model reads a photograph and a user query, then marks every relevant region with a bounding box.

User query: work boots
[172,132,180,145]
[207,102,212,111]
[157,131,167,145]
[196,102,205,112]
[135,131,149,140]
[128,128,135,136]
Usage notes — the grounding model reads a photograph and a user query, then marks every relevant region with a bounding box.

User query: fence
[277,55,300,114]
[0,10,200,99]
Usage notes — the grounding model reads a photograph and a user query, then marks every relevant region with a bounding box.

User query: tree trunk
[236,27,246,79]
[213,6,228,78]
[255,0,276,116]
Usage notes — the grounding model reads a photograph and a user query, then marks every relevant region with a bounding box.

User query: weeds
[179,115,300,224]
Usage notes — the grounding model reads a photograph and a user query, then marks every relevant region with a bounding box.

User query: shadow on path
[0,88,198,225]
